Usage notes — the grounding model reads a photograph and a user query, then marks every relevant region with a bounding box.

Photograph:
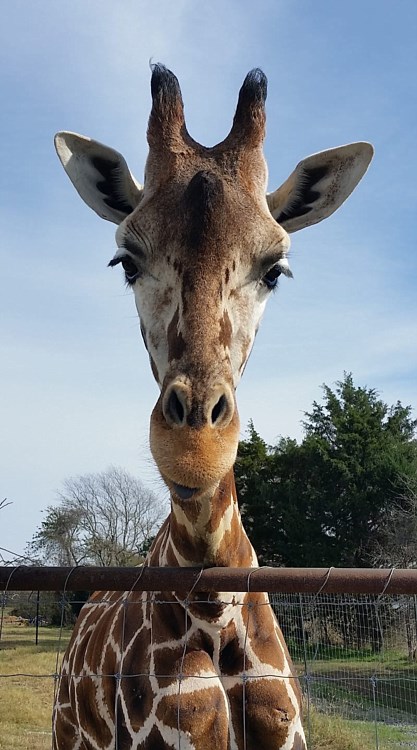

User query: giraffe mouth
[171,482,199,500]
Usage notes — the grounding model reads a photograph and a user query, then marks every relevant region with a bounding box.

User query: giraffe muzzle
[150,380,240,491]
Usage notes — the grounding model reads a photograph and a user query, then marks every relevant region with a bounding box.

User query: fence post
[35,590,40,645]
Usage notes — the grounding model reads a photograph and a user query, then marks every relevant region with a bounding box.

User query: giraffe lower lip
[172,483,198,500]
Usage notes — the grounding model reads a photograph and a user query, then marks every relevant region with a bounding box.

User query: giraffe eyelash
[277,258,293,278]
[261,258,293,292]
[108,254,141,285]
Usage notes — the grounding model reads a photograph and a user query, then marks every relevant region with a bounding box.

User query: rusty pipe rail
[1,566,417,595]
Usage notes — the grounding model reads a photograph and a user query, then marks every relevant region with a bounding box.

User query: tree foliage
[28,466,166,566]
[236,374,417,567]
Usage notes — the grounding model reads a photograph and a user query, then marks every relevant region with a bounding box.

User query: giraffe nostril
[211,394,227,425]
[166,390,185,425]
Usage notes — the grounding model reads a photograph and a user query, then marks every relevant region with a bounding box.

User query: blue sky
[1,1,416,557]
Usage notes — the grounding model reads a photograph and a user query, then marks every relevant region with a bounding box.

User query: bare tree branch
[28,467,167,566]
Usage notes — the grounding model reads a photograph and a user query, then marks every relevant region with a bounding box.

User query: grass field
[0,623,71,750]
[0,622,416,750]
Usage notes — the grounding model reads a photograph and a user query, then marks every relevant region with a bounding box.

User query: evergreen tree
[236,374,417,567]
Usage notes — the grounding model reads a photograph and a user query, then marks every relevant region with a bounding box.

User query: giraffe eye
[108,253,142,284]
[262,264,282,290]
[121,256,141,284]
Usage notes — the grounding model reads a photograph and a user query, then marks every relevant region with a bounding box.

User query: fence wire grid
[1,580,417,750]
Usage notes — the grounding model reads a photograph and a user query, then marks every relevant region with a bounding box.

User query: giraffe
[52,65,373,750]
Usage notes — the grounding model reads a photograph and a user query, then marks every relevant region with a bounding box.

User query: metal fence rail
[1,566,417,594]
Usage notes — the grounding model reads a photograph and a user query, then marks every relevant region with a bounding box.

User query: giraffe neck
[149,469,257,568]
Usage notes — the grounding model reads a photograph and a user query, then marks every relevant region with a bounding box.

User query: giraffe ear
[266,142,374,233]
[54,132,143,224]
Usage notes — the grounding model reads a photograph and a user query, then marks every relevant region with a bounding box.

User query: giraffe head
[55,65,373,499]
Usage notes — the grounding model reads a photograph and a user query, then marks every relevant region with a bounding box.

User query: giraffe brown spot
[153,643,184,688]
[174,495,202,524]
[273,620,303,710]
[188,594,227,622]
[115,702,134,749]
[67,667,78,710]
[151,599,190,644]
[205,472,233,534]
[140,725,168,750]
[101,593,142,652]
[215,511,254,567]
[173,258,183,275]
[227,678,295,750]
[219,619,252,674]
[192,628,215,659]
[119,674,155,730]
[156,652,228,750]
[98,645,117,712]
[242,593,286,671]
[169,513,207,563]
[120,610,152,667]
[219,310,232,348]
[153,630,215,688]
[165,540,179,565]
[76,675,114,748]
[147,516,170,563]
[56,672,70,705]
[54,701,80,749]
[158,285,174,311]
[167,307,186,361]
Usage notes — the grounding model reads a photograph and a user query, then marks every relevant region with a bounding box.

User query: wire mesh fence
[1,568,417,750]
[272,592,417,749]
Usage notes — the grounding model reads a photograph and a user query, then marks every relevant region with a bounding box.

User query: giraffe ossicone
[53,64,373,750]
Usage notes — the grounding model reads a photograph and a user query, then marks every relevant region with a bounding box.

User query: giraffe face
[117,167,291,390]
[55,64,373,497]
[115,167,290,493]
